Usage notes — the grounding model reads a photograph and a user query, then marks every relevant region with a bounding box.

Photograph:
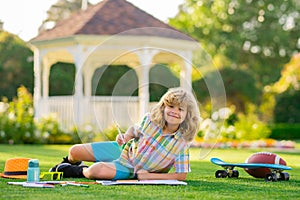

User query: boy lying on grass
[50,88,200,181]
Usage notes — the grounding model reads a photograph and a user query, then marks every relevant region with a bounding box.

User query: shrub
[0,86,93,144]
[69,124,98,144]
[269,123,300,140]
[234,112,271,140]
[274,90,300,123]
[98,125,123,141]
[198,106,271,141]
[0,86,35,144]
[193,68,261,113]
[34,113,75,144]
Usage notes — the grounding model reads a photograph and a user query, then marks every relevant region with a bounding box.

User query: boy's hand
[116,133,125,146]
[116,125,141,146]
[136,169,149,180]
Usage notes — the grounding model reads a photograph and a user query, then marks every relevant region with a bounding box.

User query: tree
[92,64,179,101]
[170,0,300,87]
[39,0,89,32]
[149,64,180,101]
[274,90,300,123]
[193,67,260,113]
[0,86,35,144]
[92,65,138,96]
[270,53,300,93]
[49,62,75,96]
[267,53,300,123]
[0,31,33,100]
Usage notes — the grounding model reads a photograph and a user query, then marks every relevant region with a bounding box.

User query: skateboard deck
[210,157,292,181]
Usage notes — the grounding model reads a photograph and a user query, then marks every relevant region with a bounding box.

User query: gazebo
[29,0,199,130]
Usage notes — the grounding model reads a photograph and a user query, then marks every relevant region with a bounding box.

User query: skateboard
[210,157,292,182]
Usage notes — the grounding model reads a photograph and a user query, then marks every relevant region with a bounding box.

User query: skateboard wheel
[231,170,239,178]
[278,172,290,181]
[215,170,228,178]
[265,173,277,182]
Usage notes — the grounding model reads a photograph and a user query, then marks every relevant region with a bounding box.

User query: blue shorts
[91,141,121,162]
[91,141,132,180]
[112,160,133,180]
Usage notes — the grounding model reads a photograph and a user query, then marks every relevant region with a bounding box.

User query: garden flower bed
[192,138,296,149]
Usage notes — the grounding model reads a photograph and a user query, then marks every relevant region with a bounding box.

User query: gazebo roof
[31,0,193,42]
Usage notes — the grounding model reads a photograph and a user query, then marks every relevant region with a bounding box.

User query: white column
[73,48,84,126]
[83,61,93,97]
[180,51,193,92]
[68,45,95,126]
[71,45,93,126]
[41,57,56,116]
[42,58,51,98]
[136,48,158,119]
[33,48,41,118]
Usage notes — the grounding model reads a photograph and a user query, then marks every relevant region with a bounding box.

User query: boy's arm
[124,125,141,139]
[116,125,141,145]
[137,169,187,181]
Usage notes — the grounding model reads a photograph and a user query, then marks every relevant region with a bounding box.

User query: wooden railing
[41,96,140,130]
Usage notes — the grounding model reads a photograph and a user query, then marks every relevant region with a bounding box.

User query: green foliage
[193,67,260,113]
[149,64,180,101]
[198,106,270,141]
[49,62,75,96]
[70,124,98,144]
[35,116,99,144]
[234,112,271,140]
[265,54,300,123]
[170,0,300,86]
[35,114,74,144]
[260,54,300,123]
[0,86,89,144]
[92,64,179,102]
[270,53,300,94]
[269,123,300,140]
[99,125,124,142]
[0,31,33,100]
[0,86,35,144]
[233,104,271,140]
[92,65,138,96]
[39,0,87,32]
[274,90,300,123]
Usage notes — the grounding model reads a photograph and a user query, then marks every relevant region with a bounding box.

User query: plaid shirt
[118,114,191,173]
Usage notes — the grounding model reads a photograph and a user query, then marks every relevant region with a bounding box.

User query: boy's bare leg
[83,162,116,179]
[68,143,96,163]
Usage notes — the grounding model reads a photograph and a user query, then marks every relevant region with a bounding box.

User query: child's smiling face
[164,103,187,127]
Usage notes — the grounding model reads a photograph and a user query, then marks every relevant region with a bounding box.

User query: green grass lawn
[0,144,299,200]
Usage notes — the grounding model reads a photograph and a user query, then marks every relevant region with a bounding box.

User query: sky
[0,0,184,41]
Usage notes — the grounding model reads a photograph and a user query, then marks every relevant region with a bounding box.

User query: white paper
[96,180,187,186]
[7,181,26,185]
[23,183,55,188]
[7,181,70,186]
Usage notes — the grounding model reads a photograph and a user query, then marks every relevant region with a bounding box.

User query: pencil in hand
[116,124,125,144]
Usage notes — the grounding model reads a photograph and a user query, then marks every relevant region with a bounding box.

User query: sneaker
[56,163,88,178]
[49,156,84,172]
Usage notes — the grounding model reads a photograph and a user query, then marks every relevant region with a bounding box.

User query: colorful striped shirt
[118,114,191,173]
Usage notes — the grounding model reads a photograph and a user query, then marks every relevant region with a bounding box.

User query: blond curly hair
[150,87,200,142]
